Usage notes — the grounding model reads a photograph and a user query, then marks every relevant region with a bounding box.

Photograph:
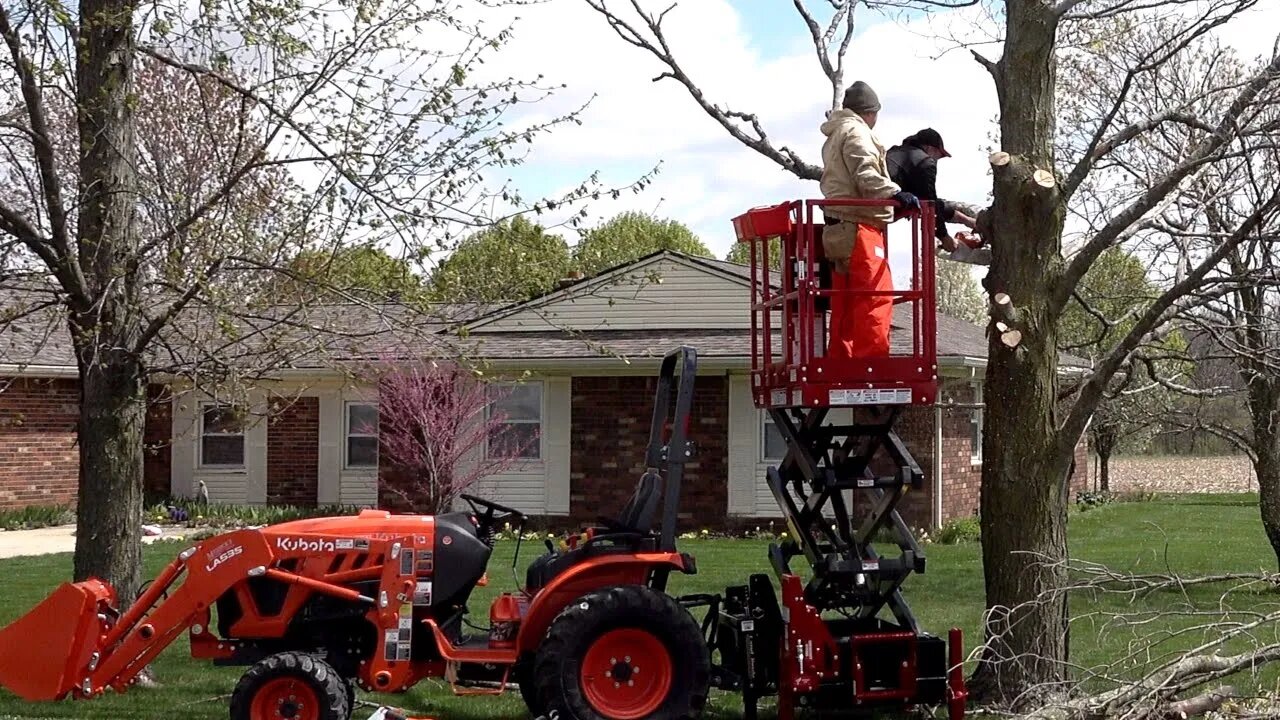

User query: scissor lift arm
[703,199,968,720]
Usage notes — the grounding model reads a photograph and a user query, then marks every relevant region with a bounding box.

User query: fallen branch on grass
[981,554,1280,720]
[1018,644,1275,720]
[1158,685,1236,719]
[1068,559,1280,599]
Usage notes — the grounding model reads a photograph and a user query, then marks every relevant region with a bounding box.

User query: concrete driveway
[0,525,191,559]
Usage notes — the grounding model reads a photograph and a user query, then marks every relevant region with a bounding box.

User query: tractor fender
[515,552,688,655]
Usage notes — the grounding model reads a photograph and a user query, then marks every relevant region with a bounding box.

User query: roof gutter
[477,356,743,375]
[0,363,78,378]
[0,355,1090,382]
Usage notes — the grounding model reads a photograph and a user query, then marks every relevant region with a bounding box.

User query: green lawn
[0,494,1274,719]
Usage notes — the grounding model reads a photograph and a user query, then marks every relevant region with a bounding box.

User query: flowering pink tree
[369,360,537,514]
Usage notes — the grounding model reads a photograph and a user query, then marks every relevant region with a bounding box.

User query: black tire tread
[229,651,351,720]
[532,585,710,720]
[516,655,545,717]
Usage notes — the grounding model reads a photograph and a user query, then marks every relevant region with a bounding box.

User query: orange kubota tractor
[0,348,710,720]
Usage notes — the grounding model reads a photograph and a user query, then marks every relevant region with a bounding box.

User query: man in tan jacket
[819,80,918,359]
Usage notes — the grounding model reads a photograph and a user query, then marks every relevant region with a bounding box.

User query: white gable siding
[474,257,752,332]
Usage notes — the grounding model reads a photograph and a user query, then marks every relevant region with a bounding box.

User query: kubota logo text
[205,541,243,572]
[276,537,335,553]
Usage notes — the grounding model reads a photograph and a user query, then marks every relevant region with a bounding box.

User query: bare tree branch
[972,48,998,76]
[1058,187,1280,461]
[0,2,85,303]
[582,0,821,179]
[1054,50,1280,316]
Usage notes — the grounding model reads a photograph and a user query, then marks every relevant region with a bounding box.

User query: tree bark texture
[1229,246,1280,570]
[74,358,146,603]
[971,0,1072,706]
[71,0,145,604]
[1247,377,1280,570]
[1094,426,1116,493]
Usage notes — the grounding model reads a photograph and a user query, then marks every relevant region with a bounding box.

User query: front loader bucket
[0,580,115,700]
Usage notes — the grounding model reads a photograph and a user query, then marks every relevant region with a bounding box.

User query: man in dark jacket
[886,129,977,251]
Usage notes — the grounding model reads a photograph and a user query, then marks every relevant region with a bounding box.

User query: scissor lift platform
[732,198,938,409]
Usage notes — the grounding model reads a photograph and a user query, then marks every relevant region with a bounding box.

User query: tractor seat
[607,469,662,534]
[524,470,663,591]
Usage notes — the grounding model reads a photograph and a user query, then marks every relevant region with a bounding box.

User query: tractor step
[365,706,436,720]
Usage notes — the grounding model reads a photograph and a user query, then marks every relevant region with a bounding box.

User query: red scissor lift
[710,199,965,720]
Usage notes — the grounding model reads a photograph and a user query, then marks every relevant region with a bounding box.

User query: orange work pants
[826,222,892,359]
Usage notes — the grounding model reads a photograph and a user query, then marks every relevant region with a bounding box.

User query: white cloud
[434,0,1277,289]
[472,0,1001,284]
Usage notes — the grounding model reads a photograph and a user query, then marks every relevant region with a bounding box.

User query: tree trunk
[71,0,144,603]
[73,355,146,604]
[1095,428,1116,493]
[970,0,1071,706]
[1247,377,1280,569]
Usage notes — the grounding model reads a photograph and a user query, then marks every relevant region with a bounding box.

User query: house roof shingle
[0,252,1091,373]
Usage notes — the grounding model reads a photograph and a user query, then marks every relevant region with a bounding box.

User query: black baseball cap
[915,128,950,157]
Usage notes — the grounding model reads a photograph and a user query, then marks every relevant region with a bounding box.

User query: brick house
[0,251,1091,529]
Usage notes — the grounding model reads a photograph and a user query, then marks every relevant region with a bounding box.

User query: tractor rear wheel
[516,655,545,717]
[229,651,351,720]
[533,585,709,720]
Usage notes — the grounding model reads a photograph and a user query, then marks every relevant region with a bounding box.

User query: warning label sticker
[413,581,432,606]
[828,388,913,405]
[383,629,398,661]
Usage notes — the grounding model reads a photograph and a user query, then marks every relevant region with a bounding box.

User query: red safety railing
[730,199,938,409]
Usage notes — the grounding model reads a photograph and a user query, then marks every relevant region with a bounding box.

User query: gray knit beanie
[842,81,881,114]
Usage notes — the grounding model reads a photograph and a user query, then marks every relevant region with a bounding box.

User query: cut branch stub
[1000,329,1023,348]
[990,292,1021,326]
[1032,169,1057,189]
[990,151,1011,167]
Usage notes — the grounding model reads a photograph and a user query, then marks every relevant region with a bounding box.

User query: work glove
[892,191,920,220]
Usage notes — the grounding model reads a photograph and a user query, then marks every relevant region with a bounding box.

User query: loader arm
[0,530,270,699]
[0,528,383,700]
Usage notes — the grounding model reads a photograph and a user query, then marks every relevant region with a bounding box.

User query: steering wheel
[459,493,525,543]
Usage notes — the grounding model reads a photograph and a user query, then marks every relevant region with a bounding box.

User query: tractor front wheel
[229,651,351,720]
[533,585,709,720]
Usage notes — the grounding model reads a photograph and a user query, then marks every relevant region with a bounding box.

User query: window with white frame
[200,404,246,467]
[970,382,984,463]
[487,382,542,460]
[761,412,787,462]
[345,402,379,469]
